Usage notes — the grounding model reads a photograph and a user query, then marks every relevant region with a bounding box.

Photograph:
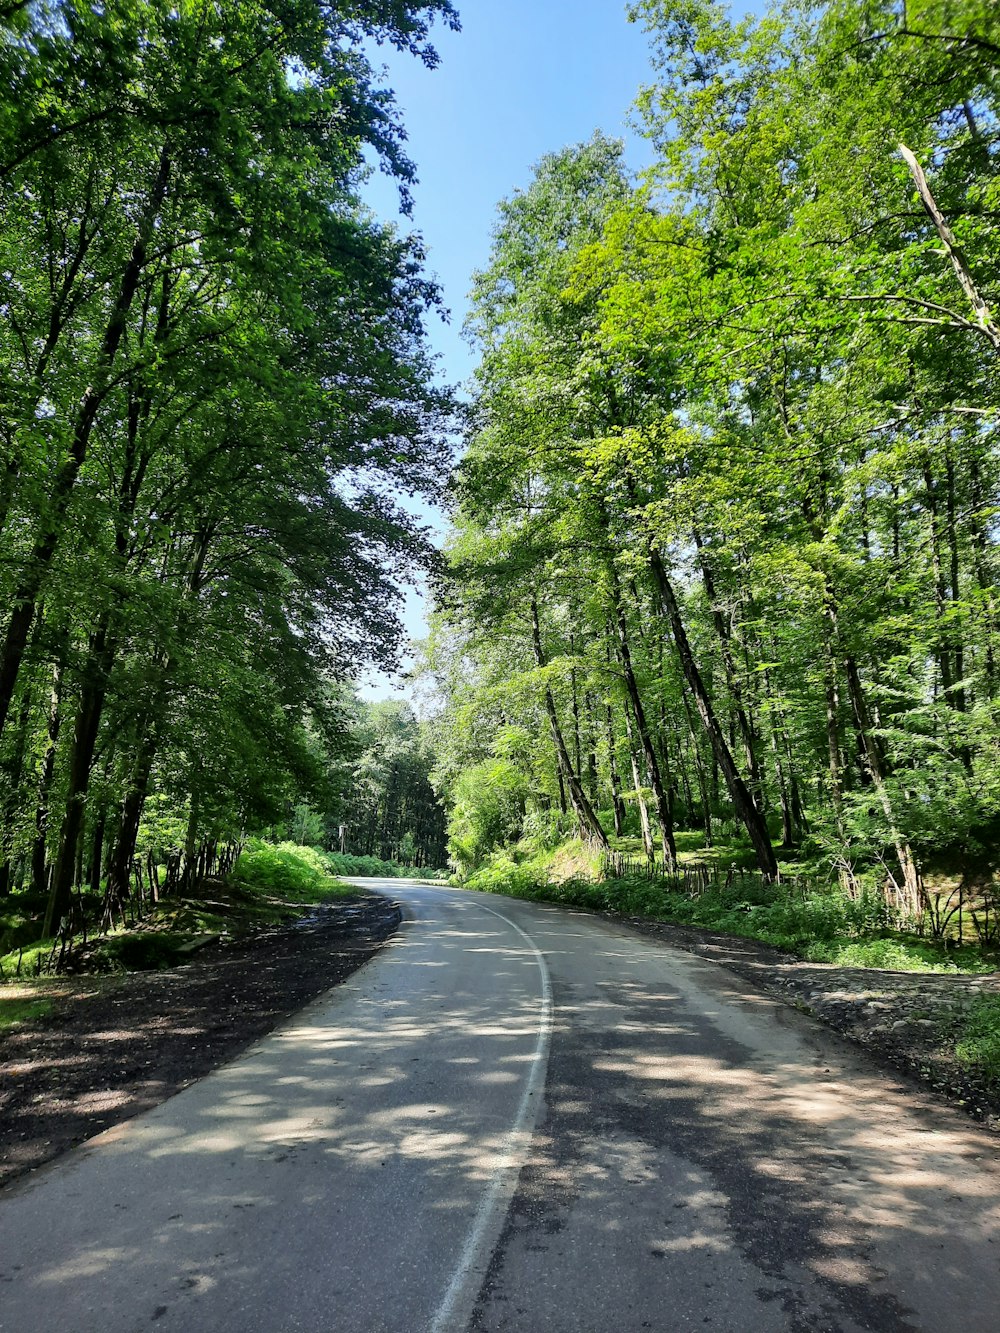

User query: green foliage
[467,856,995,973]
[447,759,531,872]
[955,997,1000,1084]
[0,0,455,934]
[230,841,351,902]
[325,851,441,878]
[431,0,1000,912]
[328,699,448,869]
[801,937,990,974]
[0,997,52,1031]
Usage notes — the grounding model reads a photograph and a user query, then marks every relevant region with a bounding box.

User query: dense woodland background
[423,0,1000,928]
[0,0,455,936]
[4,0,1000,957]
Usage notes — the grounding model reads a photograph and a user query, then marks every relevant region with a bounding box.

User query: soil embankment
[0,892,400,1189]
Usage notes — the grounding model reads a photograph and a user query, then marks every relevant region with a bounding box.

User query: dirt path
[0,892,400,1190]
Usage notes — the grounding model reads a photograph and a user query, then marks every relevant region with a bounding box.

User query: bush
[231,841,339,899]
[324,852,440,879]
[464,864,995,974]
[446,759,530,872]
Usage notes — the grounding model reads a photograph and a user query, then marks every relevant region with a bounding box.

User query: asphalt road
[1,881,998,1332]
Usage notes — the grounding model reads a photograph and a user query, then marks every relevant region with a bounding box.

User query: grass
[0,995,52,1031]
[0,842,357,981]
[955,996,1000,1086]
[463,838,998,976]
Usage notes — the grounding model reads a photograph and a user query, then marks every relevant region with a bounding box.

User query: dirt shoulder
[0,892,400,1191]
[612,911,1000,1131]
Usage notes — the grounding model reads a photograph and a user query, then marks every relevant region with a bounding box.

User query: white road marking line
[428,899,553,1333]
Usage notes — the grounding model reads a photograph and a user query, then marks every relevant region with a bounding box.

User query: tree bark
[44,622,117,935]
[605,701,626,837]
[623,700,655,859]
[899,143,1000,349]
[693,532,763,800]
[844,655,921,912]
[648,550,778,878]
[31,661,64,892]
[610,588,677,869]
[530,595,608,848]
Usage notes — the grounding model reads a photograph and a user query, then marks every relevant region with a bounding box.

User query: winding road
[1,880,999,1331]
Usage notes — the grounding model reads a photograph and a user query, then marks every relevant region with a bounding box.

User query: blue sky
[357,1,664,700]
[364,1,659,387]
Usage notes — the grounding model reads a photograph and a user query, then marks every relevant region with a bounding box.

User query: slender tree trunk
[530,595,608,848]
[648,550,777,878]
[969,455,996,697]
[106,729,161,908]
[605,702,626,837]
[693,533,763,800]
[943,448,966,714]
[585,694,600,806]
[844,655,921,911]
[44,625,116,935]
[89,801,108,897]
[680,686,713,846]
[609,584,677,869]
[623,700,654,859]
[31,661,64,891]
[821,592,848,833]
[0,685,35,895]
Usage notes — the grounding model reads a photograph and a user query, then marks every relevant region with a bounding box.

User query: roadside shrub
[231,841,333,898]
[446,759,529,872]
[466,864,994,973]
[325,852,440,879]
[955,996,1000,1083]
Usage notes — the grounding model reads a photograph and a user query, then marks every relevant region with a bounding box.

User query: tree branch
[899,141,1000,351]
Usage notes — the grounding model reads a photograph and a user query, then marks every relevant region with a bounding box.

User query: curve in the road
[1,879,999,1333]
[429,900,552,1333]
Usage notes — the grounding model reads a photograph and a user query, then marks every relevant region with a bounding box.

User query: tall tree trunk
[623,700,654,860]
[0,147,171,740]
[44,624,116,935]
[605,702,626,838]
[924,460,956,705]
[969,455,996,696]
[609,585,677,869]
[844,656,921,912]
[0,684,35,896]
[106,727,162,908]
[693,532,763,800]
[822,595,847,831]
[648,550,777,878]
[680,686,713,846]
[943,448,966,714]
[530,595,608,848]
[31,661,64,892]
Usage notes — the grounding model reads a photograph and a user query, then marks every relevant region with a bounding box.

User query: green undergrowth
[0,842,354,981]
[324,851,445,879]
[0,995,52,1030]
[955,996,1000,1086]
[465,861,996,976]
[230,840,355,902]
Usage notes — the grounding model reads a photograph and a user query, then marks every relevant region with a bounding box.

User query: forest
[3,0,1000,974]
[0,0,455,946]
[424,0,1000,956]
